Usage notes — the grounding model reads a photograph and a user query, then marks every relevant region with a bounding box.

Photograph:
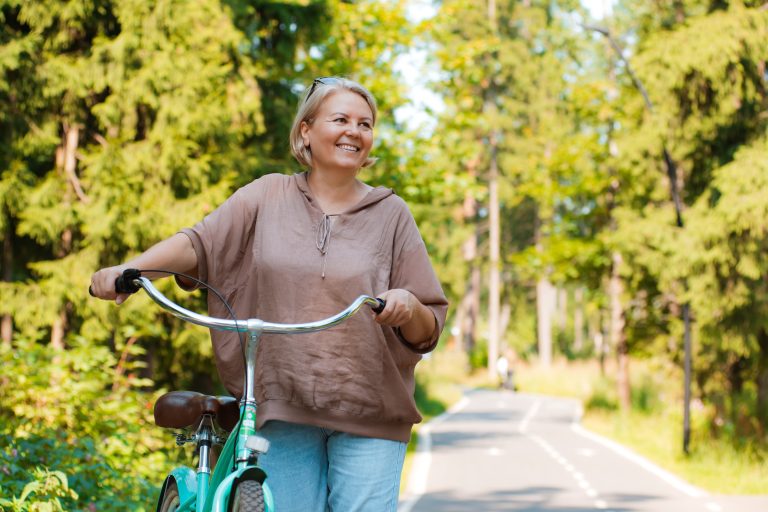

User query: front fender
[157,467,197,511]
[209,466,274,512]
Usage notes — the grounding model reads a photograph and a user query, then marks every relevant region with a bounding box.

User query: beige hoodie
[180,172,448,442]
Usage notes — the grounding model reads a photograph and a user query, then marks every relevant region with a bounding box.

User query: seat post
[197,423,213,475]
[196,422,213,508]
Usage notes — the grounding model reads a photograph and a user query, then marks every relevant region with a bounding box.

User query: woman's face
[300,90,374,173]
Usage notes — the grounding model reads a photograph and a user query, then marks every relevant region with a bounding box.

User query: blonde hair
[290,77,378,169]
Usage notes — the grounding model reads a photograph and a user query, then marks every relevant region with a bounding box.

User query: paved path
[398,389,768,512]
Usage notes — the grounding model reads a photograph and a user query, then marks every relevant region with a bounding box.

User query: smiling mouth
[337,144,359,152]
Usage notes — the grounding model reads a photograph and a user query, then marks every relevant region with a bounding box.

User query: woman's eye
[360,122,372,129]
[334,118,347,123]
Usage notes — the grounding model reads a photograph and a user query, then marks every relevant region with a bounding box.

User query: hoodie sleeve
[177,179,263,291]
[389,202,449,353]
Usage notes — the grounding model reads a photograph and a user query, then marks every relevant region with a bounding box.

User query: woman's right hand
[89,233,198,305]
[90,265,132,304]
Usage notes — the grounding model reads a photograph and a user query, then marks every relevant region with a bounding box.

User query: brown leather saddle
[154,391,240,432]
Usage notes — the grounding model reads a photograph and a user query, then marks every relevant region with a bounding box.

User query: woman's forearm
[399,301,438,347]
[123,232,198,279]
[90,233,198,302]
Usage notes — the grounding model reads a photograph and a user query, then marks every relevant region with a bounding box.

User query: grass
[584,409,768,494]
[407,352,768,496]
[517,358,768,495]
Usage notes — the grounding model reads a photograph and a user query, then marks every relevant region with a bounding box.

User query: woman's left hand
[374,289,419,327]
[374,289,437,347]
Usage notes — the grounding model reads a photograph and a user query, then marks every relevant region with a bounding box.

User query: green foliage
[0,338,168,509]
[468,339,488,371]
[3,0,768,503]
[0,0,339,505]
[0,468,77,512]
[585,376,620,412]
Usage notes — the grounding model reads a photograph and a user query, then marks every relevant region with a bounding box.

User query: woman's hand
[374,289,419,327]
[375,289,437,346]
[90,265,132,305]
[89,233,198,305]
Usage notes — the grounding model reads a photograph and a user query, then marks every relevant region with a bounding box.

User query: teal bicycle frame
[133,276,383,512]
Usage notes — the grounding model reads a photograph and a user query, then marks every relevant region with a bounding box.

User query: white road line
[571,423,707,498]
[518,399,541,433]
[530,433,605,508]
[398,396,469,512]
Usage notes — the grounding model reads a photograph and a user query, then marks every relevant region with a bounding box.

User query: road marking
[530,434,606,509]
[518,399,541,433]
[398,396,469,512]
[571,423,707,498]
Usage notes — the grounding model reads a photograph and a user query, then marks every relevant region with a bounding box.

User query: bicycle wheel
[229,479,265,512]
[158,479,181,512]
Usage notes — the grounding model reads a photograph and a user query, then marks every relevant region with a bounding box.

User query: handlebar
[90,269,387,333]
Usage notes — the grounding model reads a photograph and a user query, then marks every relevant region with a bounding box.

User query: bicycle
[97,268,385,512]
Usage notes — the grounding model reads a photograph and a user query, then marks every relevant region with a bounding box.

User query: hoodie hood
[294,171,394,215]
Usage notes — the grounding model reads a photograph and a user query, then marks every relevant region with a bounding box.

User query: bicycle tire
[230,479,265,512]
[158,479,181,512]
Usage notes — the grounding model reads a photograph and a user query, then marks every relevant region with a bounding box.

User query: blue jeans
[256,420,406,512]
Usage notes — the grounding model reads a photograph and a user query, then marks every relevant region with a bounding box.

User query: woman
[90,77,448,511]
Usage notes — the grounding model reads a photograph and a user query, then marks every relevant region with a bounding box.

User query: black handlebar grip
[115,268,142,294]
[89,268,143,297]
[372,298,386,315]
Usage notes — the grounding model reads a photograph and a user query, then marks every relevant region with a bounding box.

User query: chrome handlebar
[134,277,383,334]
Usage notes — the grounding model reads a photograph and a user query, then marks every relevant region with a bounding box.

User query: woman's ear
[300,121,310,147]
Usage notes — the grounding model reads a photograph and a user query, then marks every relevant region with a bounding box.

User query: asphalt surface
[398,389,768,512]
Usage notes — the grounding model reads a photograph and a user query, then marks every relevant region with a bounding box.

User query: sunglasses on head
[305,77,341,102]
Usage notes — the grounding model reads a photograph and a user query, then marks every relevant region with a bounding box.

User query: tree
[0,0,329,505]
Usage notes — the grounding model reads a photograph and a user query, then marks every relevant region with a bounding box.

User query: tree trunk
[588,309,604,372]
[467,265,481,356]
[0,314,10,346]
[485,0,500,377]
[574,286,585,352]
[756,328,768,430]
[557,287,568,335]
[487,133,501,377]
[537,276,555,367]
[459,159,480,357]
[499,302,511,349]
[610,251,630,410]
[1,215,12,345]
[50,123,80,349]
[51,309,67,350]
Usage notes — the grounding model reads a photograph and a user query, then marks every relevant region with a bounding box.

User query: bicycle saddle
[154,391,240,432]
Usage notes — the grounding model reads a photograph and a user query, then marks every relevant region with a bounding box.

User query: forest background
[1,0,767,509]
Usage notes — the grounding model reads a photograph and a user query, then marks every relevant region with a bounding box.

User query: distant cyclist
[496,350,516,391]
[90,76,448,512]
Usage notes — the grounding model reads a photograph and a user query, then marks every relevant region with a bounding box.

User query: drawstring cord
[316,214,332,279]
